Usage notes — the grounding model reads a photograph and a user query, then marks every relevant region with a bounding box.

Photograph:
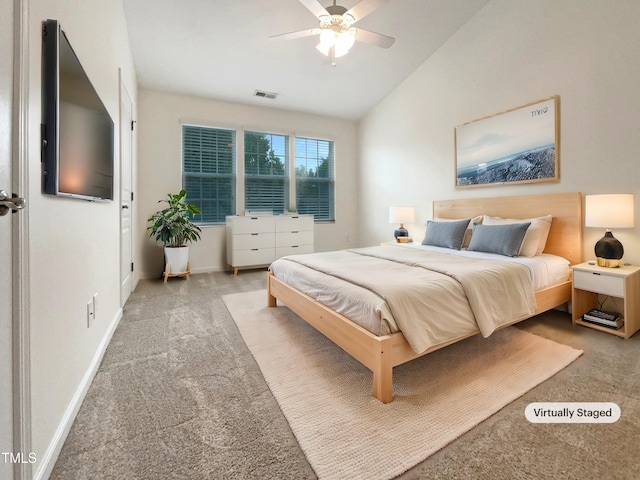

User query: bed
[267,192,583,403]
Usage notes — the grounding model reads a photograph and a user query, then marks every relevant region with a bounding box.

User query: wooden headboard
[433,192,583,265]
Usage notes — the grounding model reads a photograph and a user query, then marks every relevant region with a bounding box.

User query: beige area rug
[222,290,583,480]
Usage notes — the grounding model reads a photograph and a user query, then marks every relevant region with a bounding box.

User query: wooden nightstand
[571,262,640,338]
[380,239,413,246]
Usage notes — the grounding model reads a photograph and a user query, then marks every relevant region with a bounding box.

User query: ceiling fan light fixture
[272,0,395,64]
[318,14,331,26]
[316,28,355,58]
[315,42,330,56]
[334,29,355,57]
[342,13,355,26]
[316,29,335,55]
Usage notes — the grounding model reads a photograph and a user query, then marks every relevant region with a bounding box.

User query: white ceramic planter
[164,246,189,273]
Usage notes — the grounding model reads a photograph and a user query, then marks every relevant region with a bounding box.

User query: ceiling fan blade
[269,28,321,42]
[298,0,329,19]
[354,28,395,48]
[345,0,391,23]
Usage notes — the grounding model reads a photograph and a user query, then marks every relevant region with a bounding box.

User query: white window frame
[180,121,336,224]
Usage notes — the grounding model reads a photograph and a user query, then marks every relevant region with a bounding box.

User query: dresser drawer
[275,230,314,247]
[227,216,275,234]
[573,269,624,297]
[232,248,275,267]
[233,232,275,250]
[275,215,314,232]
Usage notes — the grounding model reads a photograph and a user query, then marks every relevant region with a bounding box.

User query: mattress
[406,244,570,291]
[269,244,570,354]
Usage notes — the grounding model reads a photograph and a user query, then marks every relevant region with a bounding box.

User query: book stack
[582,309,624,330]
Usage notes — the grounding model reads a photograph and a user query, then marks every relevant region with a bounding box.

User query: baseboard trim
[34,307,123,480]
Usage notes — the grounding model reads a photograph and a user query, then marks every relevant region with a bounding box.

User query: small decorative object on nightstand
[389,206,414,240]
[585,194,634,268]
[571,262,640,338]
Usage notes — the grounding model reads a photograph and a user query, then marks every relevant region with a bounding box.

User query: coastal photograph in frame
[455,96,559,188]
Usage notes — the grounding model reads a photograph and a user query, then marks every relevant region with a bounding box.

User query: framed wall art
[454,96,559,188]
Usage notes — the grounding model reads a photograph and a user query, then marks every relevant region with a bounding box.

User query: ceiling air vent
[254,90,278,100]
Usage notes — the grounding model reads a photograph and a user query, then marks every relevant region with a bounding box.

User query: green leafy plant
[147,190,202,247]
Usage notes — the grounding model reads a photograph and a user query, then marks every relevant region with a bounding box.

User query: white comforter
[270,245,538,354]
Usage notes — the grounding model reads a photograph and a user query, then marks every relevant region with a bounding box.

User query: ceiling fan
[270,0,395,66]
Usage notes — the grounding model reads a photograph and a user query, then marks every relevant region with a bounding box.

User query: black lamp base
[595,230,624,268]
[394,225,408,239]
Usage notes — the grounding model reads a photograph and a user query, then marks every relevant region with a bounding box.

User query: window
[182,125,236,224]
[182,125,335,224]
[295,137,335,221]
[244,131,288,214]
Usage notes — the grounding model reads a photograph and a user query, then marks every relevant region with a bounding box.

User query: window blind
[295,137,334,221]
[244,131,288,214]
[182,125,236,223]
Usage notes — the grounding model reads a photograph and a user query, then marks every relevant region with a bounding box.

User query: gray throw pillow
[467,222,531,257]
[422,218,471,250]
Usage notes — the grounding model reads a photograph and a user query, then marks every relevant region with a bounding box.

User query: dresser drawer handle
[592,272,601,276]
[251,248,259,251]
[251,233,259,236]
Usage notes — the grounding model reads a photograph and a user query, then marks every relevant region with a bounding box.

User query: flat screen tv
[42,19,114,201]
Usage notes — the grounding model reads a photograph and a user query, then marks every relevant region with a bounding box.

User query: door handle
[122,204,129,209]
[0,190,26,216]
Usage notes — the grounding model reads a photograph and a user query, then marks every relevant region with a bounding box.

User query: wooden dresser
[226,214,314,275]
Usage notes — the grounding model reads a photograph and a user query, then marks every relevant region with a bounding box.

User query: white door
[120,80,133,306]
[0,1,15,478]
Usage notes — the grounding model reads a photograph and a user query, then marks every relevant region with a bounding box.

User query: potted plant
[147,190,202,279]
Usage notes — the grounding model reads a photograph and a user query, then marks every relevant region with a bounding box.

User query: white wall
[27,1,137,478]
[358,0,640,265]
[137,89,359,278]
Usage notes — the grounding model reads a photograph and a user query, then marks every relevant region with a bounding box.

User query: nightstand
[380,239,413,246]
[571,262,640,338]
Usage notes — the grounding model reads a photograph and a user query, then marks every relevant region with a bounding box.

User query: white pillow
[433,215,483,248]
[481,215,552,256]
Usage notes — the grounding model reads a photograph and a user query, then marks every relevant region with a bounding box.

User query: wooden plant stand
[163,262,191,283]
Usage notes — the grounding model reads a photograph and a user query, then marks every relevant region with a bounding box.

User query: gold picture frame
[454,96,560,188]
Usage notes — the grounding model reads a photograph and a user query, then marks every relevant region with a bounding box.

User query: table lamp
[389,206,414,240]
[585,194,634,268]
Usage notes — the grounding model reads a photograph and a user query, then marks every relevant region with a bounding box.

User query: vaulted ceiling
[123,0,489,120]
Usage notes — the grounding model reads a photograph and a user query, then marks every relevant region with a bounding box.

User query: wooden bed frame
[267,192,583,403]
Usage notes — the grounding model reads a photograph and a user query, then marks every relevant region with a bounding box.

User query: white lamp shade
[389,206,414,224]
[585,194,635,228]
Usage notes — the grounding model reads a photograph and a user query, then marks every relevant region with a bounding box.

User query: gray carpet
[51,270,640,479]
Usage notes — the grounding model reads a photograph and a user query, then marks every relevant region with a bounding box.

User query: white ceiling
[123,0,489,120]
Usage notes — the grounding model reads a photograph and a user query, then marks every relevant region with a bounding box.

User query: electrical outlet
[87,300,94,328]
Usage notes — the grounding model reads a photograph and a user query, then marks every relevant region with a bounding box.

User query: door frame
[11,0,32,479]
